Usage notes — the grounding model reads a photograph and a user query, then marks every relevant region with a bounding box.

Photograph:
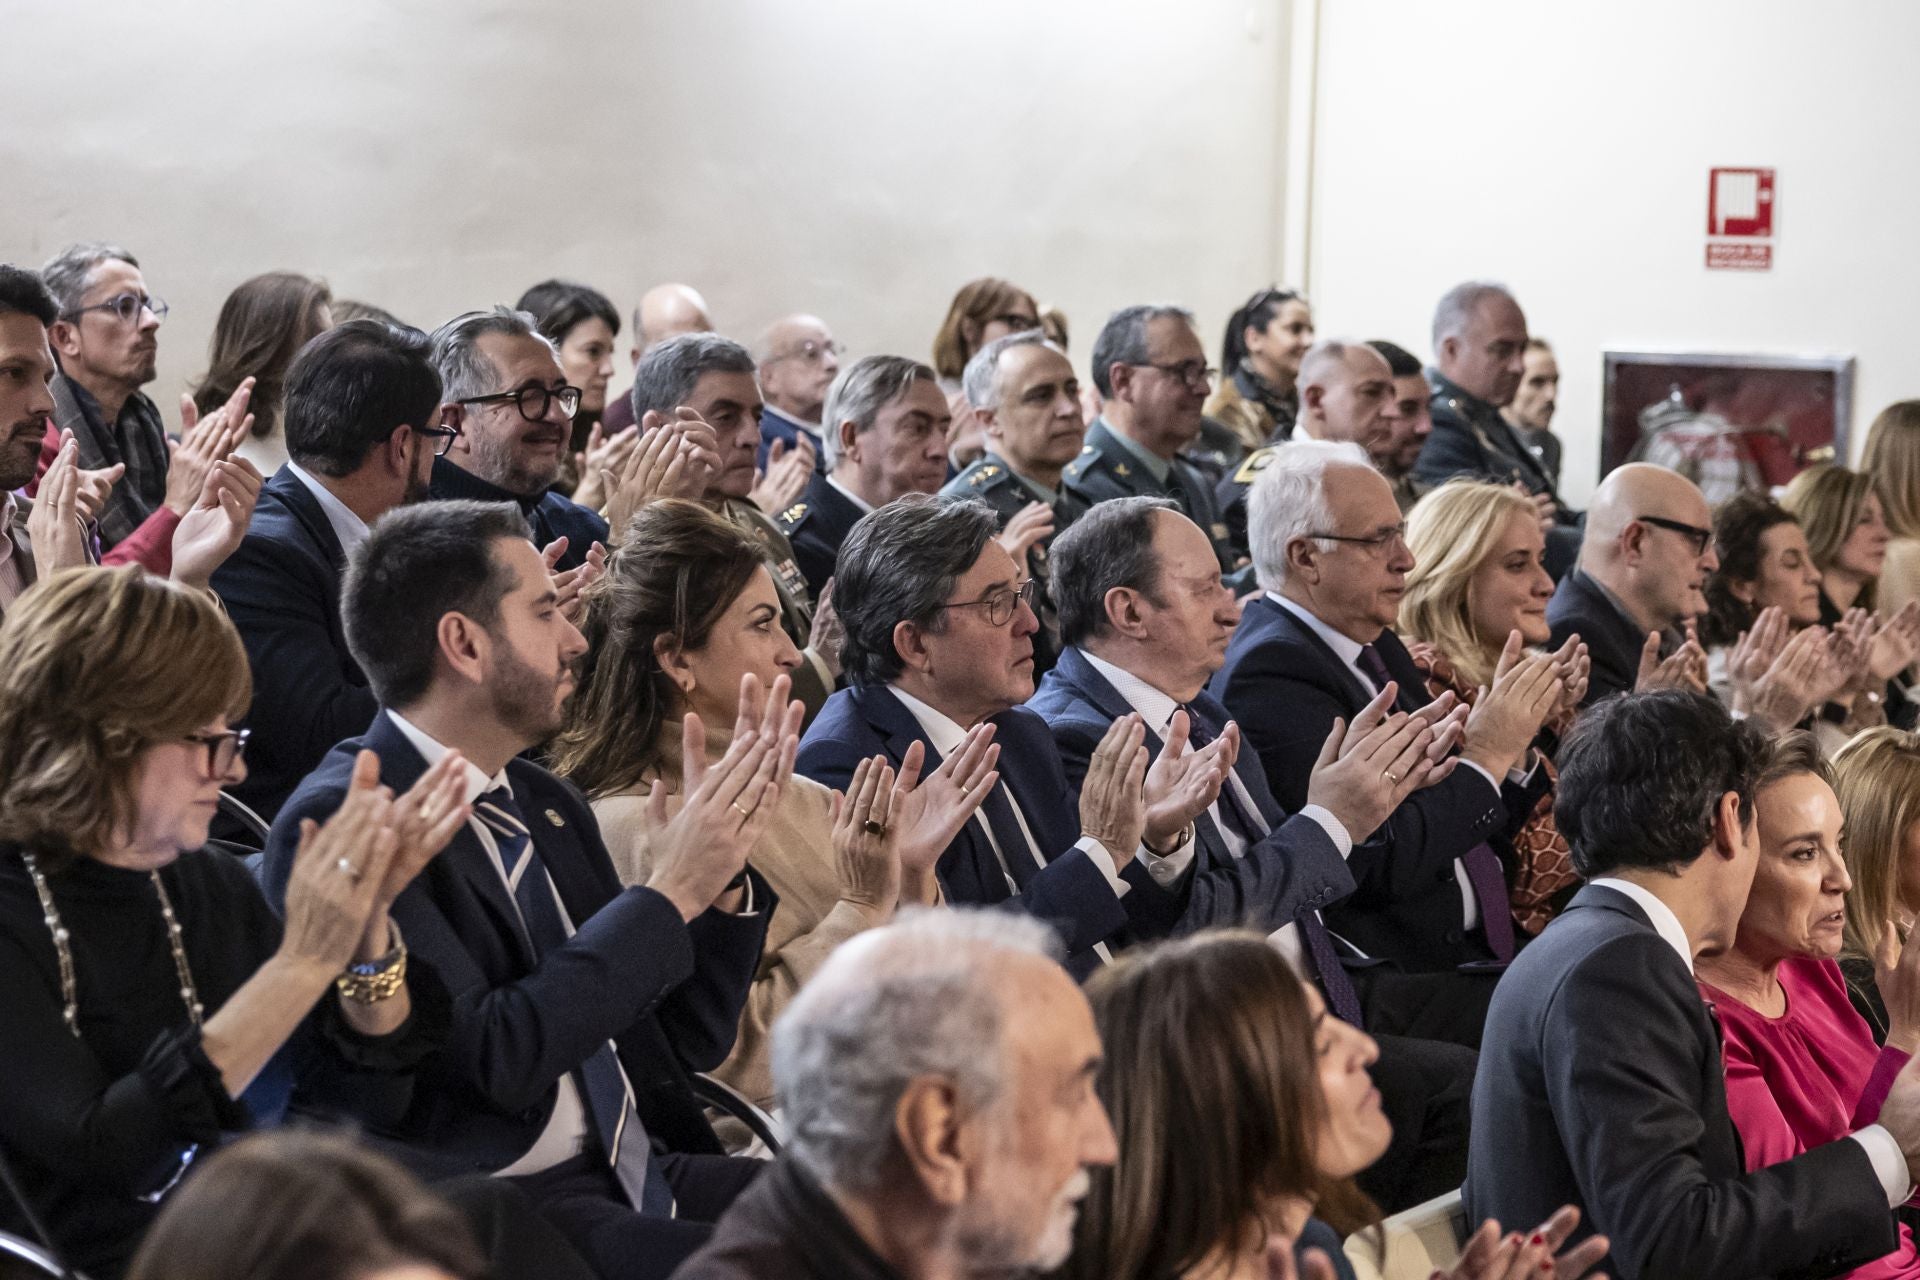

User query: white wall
[1307,0,1920,503]
[6,0,1296,413]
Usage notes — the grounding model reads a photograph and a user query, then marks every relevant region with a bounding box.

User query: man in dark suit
[264,500,776,1280]
[1210,440,1566,992]
[776,354,948,599]
[211,319,445,828]
[1466,689,1920,1279]
[428,307,608,571]
[1548,461,1716,707]
[796,495,1171,979]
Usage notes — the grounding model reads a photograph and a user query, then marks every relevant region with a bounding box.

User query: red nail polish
[1531,1233,1546,1246]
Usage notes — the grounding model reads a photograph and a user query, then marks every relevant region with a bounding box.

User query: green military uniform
[1065,417,1236,573]
[722,497,832,717]
[939,453,1090,677]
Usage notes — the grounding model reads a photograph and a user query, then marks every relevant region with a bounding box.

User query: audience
[1205,286,1314,451]
[602,282,713,434]
[263,499,780,1279]
[0,567,462,1278]
[1400,479,1589,937]
[933,277,1041,472]
[778,354,949,598]
[516,279,623,503]
[2,267,97,609]
[193,271,335,477]
[1502,337,1563,485]
[754,313,838,473]
[1695,732,1920,1280]
[1864,400,1920,618]
[1467,688,1920,1279]
[1833,727,1920,1043]
[673,909,1117,1280]
[1368,338,1434,513]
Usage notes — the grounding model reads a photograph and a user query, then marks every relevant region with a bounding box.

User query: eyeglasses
[1307,525,1410,556]
[417,422,463,456]
[1636,514,1713,556]
[458,383,582,423]
[1134,360,1218,389]
[65,292,169,326]
[182,728,250,778]
[991,313,1041,333]
[767,339,844,366]
[935,577,1039,628]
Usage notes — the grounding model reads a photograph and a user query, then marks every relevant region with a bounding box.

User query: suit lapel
[1259,598,1376,710]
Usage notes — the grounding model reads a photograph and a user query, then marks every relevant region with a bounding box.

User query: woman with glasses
[192,272,334,478]
[932,278,1041,471]
[1399,480,1588,936]
[516,280,622,504]
[1206,286,1315,453]
[550,501,992,1117]
[0,566,472,1278]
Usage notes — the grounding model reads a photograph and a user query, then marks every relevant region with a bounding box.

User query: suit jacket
[1208,596,1526,969]
[1464,883,1897,1280]
[1414,369,1560,499]
[1027,646,1355,937]
[1064,418,1235,572]
[260,711,773,1169]
[210,467,379,825]
[773,471,865,601]
[796,684,1159,978]
[755,404,829,475]
[430,457,608,571]
[1547,568,1651,708]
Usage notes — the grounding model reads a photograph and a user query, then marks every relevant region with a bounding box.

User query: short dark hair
[630,332,756,422]
[1050,497,1178,647]
[1701,491,1801,648]
[343,500,532,707]
[1554,689,1769,877]
[284,320,442,477]
[0,265,58,326]
[1090,304,1194,398]
[834,495,1001,686]
[1366,338,1422,379]
[516,278,621,345]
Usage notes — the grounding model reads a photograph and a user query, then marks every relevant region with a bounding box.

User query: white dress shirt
[287,461,371,559]
[1590,876,1912,1207]
[0,494,25,612]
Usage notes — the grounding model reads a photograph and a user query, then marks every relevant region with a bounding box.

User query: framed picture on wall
[1600,350,1855,504]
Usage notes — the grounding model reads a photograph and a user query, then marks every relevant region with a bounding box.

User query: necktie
[1463,843,1517,962]
[1356,643,1398,706]
[475,788,674,1215]
[974,780,1040,895]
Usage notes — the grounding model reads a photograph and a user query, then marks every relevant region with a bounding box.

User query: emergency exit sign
[1707,167,1774,271]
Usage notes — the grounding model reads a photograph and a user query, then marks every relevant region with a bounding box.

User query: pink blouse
[1700,955,1919,1280]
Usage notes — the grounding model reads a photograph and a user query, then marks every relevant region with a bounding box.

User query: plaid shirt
[49,373,168,549]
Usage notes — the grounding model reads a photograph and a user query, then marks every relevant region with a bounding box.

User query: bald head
[757,313,841,422]
[1582,463,1719,632]
[632,283,712,360]
[1297,339,1399,460]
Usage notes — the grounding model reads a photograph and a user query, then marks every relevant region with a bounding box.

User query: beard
[487,638,572,746]
[470,424,564,496]
[0,421,44,492]
[960,1165,1091,1275]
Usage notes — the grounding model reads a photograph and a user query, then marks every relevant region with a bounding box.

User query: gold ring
[336,856,360,880]
[1383,770,1401,785]
[730,801,752,819]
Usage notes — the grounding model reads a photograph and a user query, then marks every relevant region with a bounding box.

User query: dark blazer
[755,405,829,475]
[1208,596,1528,969]
[1027,646,1355,936]
[430,457,607,570]
[1547,569,1650,708]
[773,471,864,601]
[796,684,1164,978]
[1465,883,1897,1280]
[260,711,773,1170]
[1414,370,1558,497]
[210,467,379,826]
[1064,418,1235,572]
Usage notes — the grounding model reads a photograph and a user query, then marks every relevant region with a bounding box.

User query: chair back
[0,1230,72,1280]
[1343,1189,1466,1280]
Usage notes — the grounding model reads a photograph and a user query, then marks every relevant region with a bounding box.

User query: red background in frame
[1602,359,1838,485]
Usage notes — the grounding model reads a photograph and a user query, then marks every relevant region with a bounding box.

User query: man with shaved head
[603,283,714,433]
[755,313,839,473]
[1548,462,1718,706]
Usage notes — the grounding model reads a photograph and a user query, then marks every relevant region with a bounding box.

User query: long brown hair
[548,500,766,797]
[193,271,333,439]
[931,277,1036,380]
[1061,932,1379,1280]
[1832,727,1920,966]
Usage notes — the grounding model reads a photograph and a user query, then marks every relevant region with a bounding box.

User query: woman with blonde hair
[1862,401,1920,617]
[1832,726,1920,1041]
[1399,479,1588,935]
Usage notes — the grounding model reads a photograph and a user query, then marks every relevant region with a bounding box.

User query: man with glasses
[797,495,1187,978]
[1064,304,1236,572]
[1212,440,1568,989]
[210,319,445,829]
[753,313,838,474]
[428,307,607,572]
[1549,461,1718,707]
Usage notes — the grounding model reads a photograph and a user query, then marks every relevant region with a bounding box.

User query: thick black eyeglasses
[1636,514,1713,556]
[459,383,582,423]
[65,292,169,325]
[417,422,463,457]
[182,728,250,778]
[1306,525,1409,555]
[935,578,1039,628]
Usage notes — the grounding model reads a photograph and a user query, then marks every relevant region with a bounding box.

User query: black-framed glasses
[182,728,250,778]
[418,422,463,456]
[65,292,168,325]
[459,383,582,423]
[1134,360,1218,389]
[935,577,1039,628]
[1307,525,1409,556]
[1636,514,1713,556]
[766,339,844,365]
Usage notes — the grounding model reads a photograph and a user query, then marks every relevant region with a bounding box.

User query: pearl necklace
[21,850,205,1038]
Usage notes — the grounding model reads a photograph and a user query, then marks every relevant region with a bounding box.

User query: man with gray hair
[1065,304,1234,571]
[941,330,1091,674]
[753,312,837,475]
[776,353,948,598]
[674,908,1117,1280]
[427,305,609,572]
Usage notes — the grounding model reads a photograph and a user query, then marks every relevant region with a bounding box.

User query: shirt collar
[386,710,509,804]
[0,493,16,564]
[826,476,874,514]
[888,685,971,755]
[1098,418,1171,484]
[1589,876,1695,974]
[286,461,372,559]
[1267,591,1367,668]
[1079,648,1180,733]
[763,402,823,436]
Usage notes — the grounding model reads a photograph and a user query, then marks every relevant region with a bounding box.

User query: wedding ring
[1383,770,1401,785]
[730,800,752,819]
[863,819,887,836]
[336,856,361,880]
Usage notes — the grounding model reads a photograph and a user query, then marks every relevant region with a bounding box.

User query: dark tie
[475,788,674,1215]
[974,781,1040,895]
[1356,643,1398,706]
[1184,709,1367,1028]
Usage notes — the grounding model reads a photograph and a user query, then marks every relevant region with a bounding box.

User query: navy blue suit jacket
[210,467,378,826]
[261,711,773,1169]
[430,457,608,570]
[755,405,829,475]
[796,684,1160,978]
[1547,569,1650,709]
[1208,597,1518,969]
[775,471,864,601]
[1027,647,1355,937]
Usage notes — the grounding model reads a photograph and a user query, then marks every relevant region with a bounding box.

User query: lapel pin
[545,809,566,827]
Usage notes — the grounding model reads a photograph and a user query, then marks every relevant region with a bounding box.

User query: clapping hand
[280,751,401,974]
[1445,1205,1608,1280]
[996,501,1055,564]
[25,433,89,573]
[570,421,639,513]
[1305,683,1442,841]
[1142,710,1234,850]
[830,756,903,919]
[891,730,999,895]
[1634,628,1708,694]
[544,537,608,626]
[748,432,814,516]
[1738,624,1831,732]
[163,380,253,516]
[1872,601,1920,683]
[170,457,264,589]
[1463,632,1563,778]
[1078,714,1148,864]
[605,410,718,538]
[1543,633,1590,720]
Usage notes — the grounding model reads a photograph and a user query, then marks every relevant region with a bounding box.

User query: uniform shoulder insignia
[1113,462,1130,478]
[1078,444,1095,455]
[968,464,1002,487]
[778,502,809,526]
[1232,447,1276,485]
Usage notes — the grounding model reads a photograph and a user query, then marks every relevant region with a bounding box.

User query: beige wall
[7,0,1295,414]
[1306,0,1920,503]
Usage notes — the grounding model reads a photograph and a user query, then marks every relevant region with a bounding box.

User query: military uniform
[723,497,833,716]
[773,472,867,600]
[940,453,1090,677]
[1180,415,1249,490]
[1064,418,1236,573]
